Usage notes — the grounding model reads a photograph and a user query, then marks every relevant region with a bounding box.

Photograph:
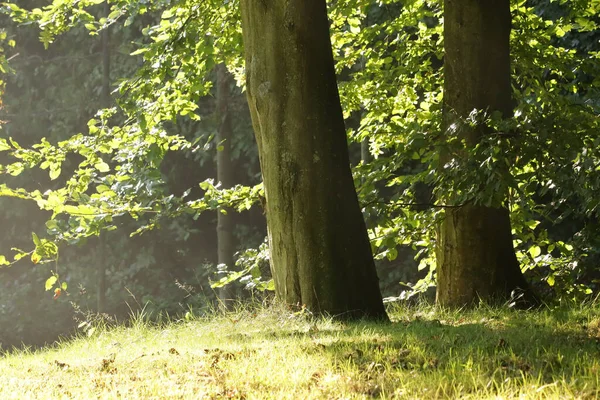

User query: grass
[2,300,600,399]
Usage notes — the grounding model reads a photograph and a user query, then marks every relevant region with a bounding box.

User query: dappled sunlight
[2,303,599,398]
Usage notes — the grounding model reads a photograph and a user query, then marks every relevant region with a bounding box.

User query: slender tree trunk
[436,0,536,307]
[361,140,372,165]
[216,63,236,307]
[240,1,387,319]
[97,1,110,313]
[358,29,371,168]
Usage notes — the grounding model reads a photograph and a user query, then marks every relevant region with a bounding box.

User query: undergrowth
[1,300,600,399]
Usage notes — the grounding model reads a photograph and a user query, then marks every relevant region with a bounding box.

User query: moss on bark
[240,0,387,319]
[437,0,537,307]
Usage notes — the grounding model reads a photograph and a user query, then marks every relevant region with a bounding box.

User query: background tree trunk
[216,63,236,307]
[240,0,387,319]
[97,1,110,313]
[436,0,535,307]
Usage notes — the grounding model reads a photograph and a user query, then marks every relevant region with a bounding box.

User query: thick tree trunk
[240,0,387,319]
[216,63,236,306]
[437,0,535,307]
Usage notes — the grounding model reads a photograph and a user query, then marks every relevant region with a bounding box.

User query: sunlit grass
[2,300,600,399]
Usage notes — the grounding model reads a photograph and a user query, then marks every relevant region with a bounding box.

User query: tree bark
[240,0,387,319]
[437,0,536,307]
[216,63,236,307]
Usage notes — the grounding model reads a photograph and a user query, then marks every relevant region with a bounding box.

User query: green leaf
[49,167,61,180]
[63,204,98,216]
[94,161,110,173]
[32,232,42,247]
[547,275,555,287]
[108,9,122,20]
[265,280,275,291]
[386,247,398,261]
[529,245,541,258]
[13,251,27,262]
[0,255,9,266]
[7,163,24,176]
[524,220,540,230]
[0,139,10,151]
[130,48,149,56]
[45,275,58,291]
[348,17,361,34]
[31,252,42,264]
[45,220,59,230]
[199,181,211,190]
[96,184,111,193]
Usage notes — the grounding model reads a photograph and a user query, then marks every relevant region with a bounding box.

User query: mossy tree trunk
[436,0,536,307]
[216,63,236,307]
[240,0,387,319]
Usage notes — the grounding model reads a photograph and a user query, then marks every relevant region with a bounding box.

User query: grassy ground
[2,301,600,399]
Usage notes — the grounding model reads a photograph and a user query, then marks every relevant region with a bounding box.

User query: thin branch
[361,199,472,209]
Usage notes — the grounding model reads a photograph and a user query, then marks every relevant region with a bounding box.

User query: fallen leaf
[54,360,69,370]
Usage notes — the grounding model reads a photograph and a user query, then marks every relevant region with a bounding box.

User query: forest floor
[1,300,600,399]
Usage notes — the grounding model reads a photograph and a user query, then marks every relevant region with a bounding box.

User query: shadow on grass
[222,307,600,397]
[4,303,600,397]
